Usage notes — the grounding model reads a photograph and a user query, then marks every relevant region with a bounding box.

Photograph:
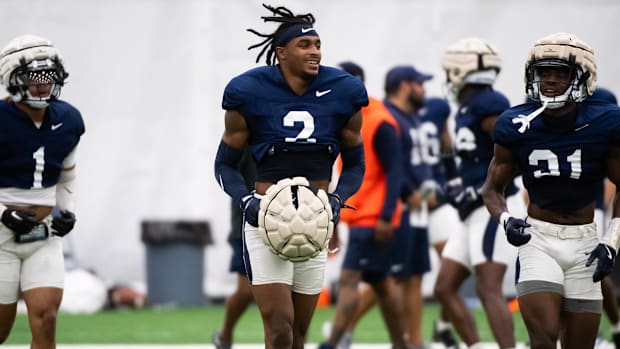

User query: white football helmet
[258,177,333,262]
[525,32,596,109]
[442,37,501,98]
[0,34,68,108]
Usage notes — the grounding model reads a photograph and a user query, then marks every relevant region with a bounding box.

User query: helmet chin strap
[11,89,51,109]
[25,100,50,109]
[539,87,572,110]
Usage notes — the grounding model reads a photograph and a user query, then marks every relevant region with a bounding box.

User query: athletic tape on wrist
[603,217,620,251]
[499,211,511,230]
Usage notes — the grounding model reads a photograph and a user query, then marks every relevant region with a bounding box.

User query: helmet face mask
[526,60,583,109]
[0,34,68,109]
[525,32,596,109]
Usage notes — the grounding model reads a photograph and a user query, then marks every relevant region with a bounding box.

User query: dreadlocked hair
[247,4,316,65]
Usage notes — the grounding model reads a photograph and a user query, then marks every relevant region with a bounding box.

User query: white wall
[1,0,619,298]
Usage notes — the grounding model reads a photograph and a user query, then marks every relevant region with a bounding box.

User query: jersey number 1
[32,146,45,189]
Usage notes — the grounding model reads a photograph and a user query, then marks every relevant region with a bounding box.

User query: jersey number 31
[529,149,581,179]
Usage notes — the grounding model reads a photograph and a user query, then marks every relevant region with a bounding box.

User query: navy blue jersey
[222,65,367,182]
[418,97,451,185]
[495,100,620,212]
[589,88,617,210]
[590,88,618,105]
[384,99,432,196]
[0,100,85,189]
[455,88,511,188]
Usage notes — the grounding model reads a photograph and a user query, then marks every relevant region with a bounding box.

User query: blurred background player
[382,65,435,349]
[318,61,407,349]
[589,86,620,348]
[483,31,620,349]
[212,147,256,349]
[0,34,84,348]
[433,37,524,349]
[416,96,459,347]
[214,4,367,348]
[333,64,438,349]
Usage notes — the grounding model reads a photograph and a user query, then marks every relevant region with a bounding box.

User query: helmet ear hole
[6,85,19,95]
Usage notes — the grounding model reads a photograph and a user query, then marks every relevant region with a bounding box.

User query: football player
[382,65,435,349]
[318,61,407,349]
[213,5,367,349]
[590,87,620,349]
[0,34,84,347]
[482,32,620,349]
[416,96,459,348]
[339,67,458,349]
[433,37,524,349]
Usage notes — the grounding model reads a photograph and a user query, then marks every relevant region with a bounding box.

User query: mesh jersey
[418,97,451,186]
[0,100,84,189]
[495,100,620,212]
[222,65,368,182]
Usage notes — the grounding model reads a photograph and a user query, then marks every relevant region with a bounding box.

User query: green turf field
[3,302,614,344]
[6,303,609,344]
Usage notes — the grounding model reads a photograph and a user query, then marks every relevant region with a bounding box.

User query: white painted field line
[1,343,547,349]
[3,341,617,349]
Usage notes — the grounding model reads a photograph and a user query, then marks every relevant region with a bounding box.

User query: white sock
[468,343,485,349]
[612,321,620,334]
[435,319,451,331]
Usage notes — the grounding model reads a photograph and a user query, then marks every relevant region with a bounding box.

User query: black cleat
[613,331,620,349]
[212,331,232,349]
[432,320,457,348]
[317,343,335,349]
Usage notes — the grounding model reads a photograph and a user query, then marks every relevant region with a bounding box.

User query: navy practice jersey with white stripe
[418,97,451,185]
[222,65,368,182]
[0,100,85,189]
[494,100,620,213]
[455,88,512,190]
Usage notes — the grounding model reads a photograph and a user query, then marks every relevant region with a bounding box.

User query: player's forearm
[482,153,514,220]
[56,167,76,212]
[374,123,402,221]
[214,141,252,207]
[482,183,508,221]
[334,143,365,202]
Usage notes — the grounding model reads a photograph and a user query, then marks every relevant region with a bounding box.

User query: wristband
[499,211,511,229]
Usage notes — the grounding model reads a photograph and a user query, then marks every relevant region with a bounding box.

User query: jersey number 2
[283,111,317,143]
[529,149,581,179]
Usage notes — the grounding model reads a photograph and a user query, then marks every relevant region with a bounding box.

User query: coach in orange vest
[319,62,406,349]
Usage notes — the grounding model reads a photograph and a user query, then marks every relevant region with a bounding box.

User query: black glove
[241,195,261,227]
[1,209,37,235]
[444,178,479,209]
[502,215,532,246]
[586,243,617,282]
[51,210,76,237]
[327,193,343,225]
